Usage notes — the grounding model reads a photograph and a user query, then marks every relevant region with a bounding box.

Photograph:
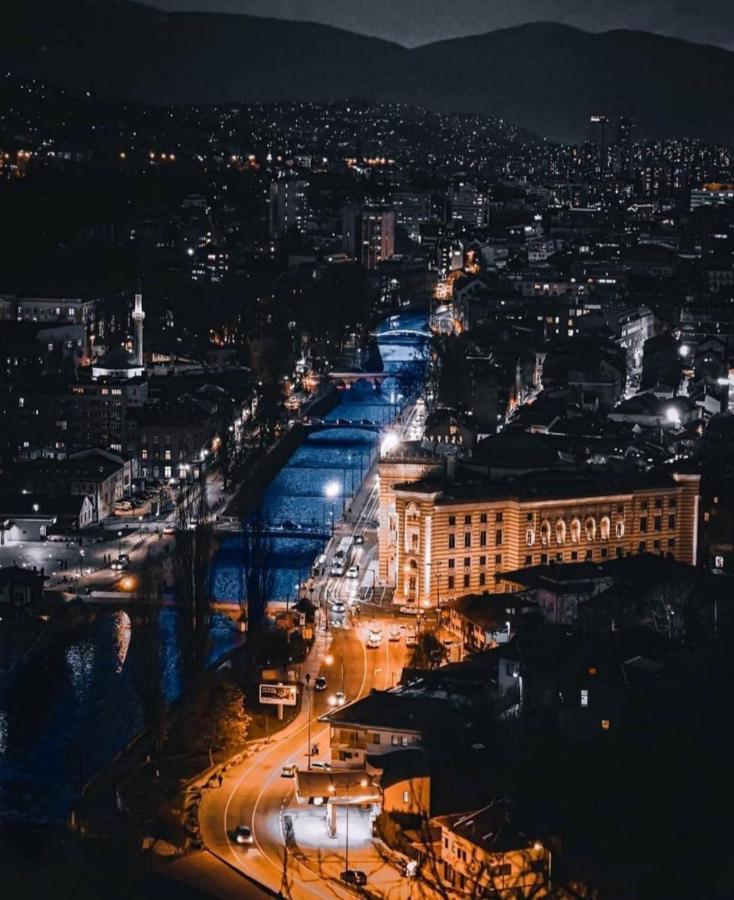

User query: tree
[193,674,251,757]
[239,510,275,646]
[173,470,215,693]
[131,552,167,758]
[643,574,702,641]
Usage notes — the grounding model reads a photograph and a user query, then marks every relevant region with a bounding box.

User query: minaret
[132,288,145,366]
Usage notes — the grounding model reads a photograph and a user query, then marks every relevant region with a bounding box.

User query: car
[311,761,331,771]
[329,691,346,707]
[111,555,129,570]
[340,870,367,886]
[234,825,253,845]
[314,676,327,691]
[280,765,297,778]
[346,565,359,579]
[389,628,401,642]
[331,600,346,614]
[163,525,176,535]
[405,632,418,648]
[353,533,364,545]
[399,605,420,616]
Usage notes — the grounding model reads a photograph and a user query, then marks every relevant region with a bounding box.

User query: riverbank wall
[226,385,340,519]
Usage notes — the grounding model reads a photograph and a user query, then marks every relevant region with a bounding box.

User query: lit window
[580,690,589,707]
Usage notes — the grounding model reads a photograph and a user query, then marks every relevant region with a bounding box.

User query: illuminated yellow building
[378,460,700,607]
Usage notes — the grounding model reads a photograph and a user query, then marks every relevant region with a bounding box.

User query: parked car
[399,605,420,616]
[311,761,331,771]
[341,870,367,886]
[280,765,297,779]
[389,628,401,642]
[234,825,253,845]
[346,565,359,579]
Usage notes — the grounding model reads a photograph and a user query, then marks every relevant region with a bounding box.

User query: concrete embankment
[227,385,340,518]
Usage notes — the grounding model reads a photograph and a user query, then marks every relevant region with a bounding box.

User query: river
[0,312,430,822]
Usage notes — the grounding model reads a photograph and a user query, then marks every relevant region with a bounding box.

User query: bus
[331,537,353,576]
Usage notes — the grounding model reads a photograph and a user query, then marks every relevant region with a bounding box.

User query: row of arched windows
[526,516,624,547]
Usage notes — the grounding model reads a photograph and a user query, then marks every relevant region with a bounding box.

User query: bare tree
[643,574,701,641]
[173,469,215,692]
[131,552,167,759]
[239,509,275,654]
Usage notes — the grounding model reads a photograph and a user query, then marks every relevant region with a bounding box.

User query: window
[580,690,589,707]
[525,555,532,565]
[571,551,578,561]
[480,513,488,523]
[448,534,455,549]
[464,533,472,548]
[495,554,502,565]
[654,516,662,532]
[653,540,661,550]
[526,528,535,546]
[638,541,647,552]
[496,512,503,523]
[655,498,662,509]
[668,538,675,548]
[495,530,503,545]
[463,574,470,588]
[463,557,471,567]
[447,575,454,590]
[527,512,534,522]
[479,555,486,566]
[585,517,596,541]
[464,514,472,525]
[490,864,512,878]
[479,530,487,546]
[141,449,148,460]
[600,517,611,541]
[616,547,624,558]
[448,559,455,569]
[615,521,625,538]
[601,719,611,730]
[540,553,548,564]
[403,790,410,803]
[479,573,486,586]
[641,499,648,511]
[669,498,677,509]
[668,515,676,530]
[585,549,593,560]
[448,515,456,526]
[640,518,647,533]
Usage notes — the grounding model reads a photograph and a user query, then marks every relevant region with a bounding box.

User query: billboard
[259,683,298,706]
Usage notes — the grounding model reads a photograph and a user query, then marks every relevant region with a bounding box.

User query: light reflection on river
[0,313,430,822]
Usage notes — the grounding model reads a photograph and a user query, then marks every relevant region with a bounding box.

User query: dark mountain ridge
[3,2,733,143]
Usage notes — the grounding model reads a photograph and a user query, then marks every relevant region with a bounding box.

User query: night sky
[134,0,734,49]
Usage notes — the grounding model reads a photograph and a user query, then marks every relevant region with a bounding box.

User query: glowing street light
[380,432,400,457]
[324,480,339,537]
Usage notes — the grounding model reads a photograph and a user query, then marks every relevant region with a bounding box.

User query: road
[199,613,412,898]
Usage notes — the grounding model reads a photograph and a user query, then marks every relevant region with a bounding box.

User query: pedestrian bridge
[305,418,382,432]
[326,372,394,387]
[215,517,329,540]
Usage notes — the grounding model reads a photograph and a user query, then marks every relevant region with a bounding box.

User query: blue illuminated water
[0,313,430,822]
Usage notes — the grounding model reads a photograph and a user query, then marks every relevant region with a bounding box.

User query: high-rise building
[690,183,734,211]
[448,179,487,228]
[590,114,609,179]
[615,116,635,179]
[393,190,433,240]
[269,177,309,239]
[342,206,395,269]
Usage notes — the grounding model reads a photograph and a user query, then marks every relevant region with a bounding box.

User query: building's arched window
[526,528,536,547]
[585,517,596,542]
[600,516,611,541]
[555,519,566,545]
[615,520,625,539]
[540,520,552,546]
[570,518,581,543]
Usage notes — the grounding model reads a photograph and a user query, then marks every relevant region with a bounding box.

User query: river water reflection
[0,313,430,821]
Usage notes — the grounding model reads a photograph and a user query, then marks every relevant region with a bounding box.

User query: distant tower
[590,115,608,179]
[132,288,145,366]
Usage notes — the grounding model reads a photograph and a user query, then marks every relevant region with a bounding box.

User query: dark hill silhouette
[4,3,733,143]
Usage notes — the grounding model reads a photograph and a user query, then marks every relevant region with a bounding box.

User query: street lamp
[324,480,339,537]
[117,530,123,556]
[329,777,368,874]
[79,549,85,577]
